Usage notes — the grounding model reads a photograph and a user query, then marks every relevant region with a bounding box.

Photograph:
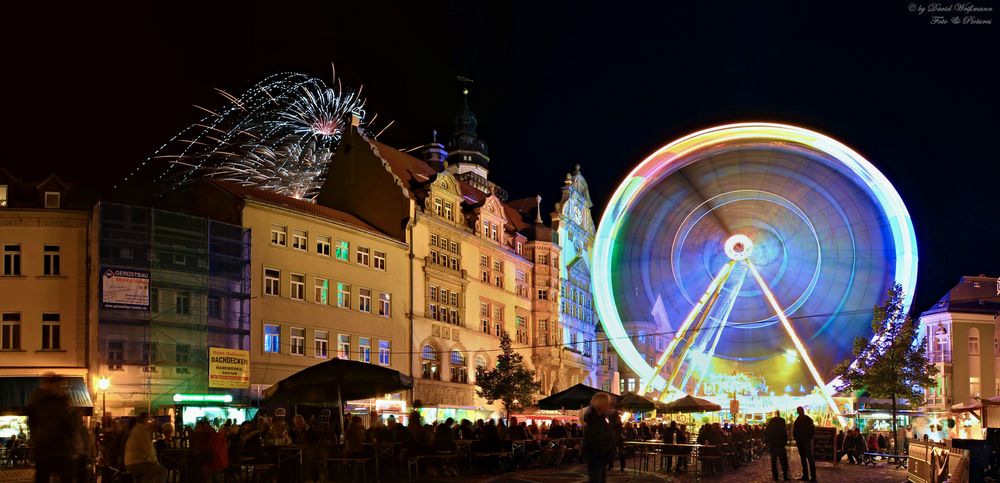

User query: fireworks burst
[128,66,374,200]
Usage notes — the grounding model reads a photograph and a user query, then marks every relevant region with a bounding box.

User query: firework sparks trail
[125,67,370,200]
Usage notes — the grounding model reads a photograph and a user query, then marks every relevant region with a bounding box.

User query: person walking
[765,410,790,481]
[582,393,613,483]
[792,406,816,482]
[26,375,77,483]
[124,413,168,483]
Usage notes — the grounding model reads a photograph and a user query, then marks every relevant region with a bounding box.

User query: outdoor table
[625,441,706,480]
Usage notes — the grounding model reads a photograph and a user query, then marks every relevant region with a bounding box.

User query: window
[480,302,490,335]
[538,290,548,300]
[337,334,350,359]
[434,198,443,216]
[515,270,528,297]
[43,245,60,275]
[174,251,187,266]
[316,235,331,256]
[264,324,280,353]
[150,288,159,313]
[44,191,60,209]
[378,340,391,365]
[421,345,440,380]
[451,350,468,383]
[538,253,548,265]
[315,278,329,304]
[515,315,528,344]
[0,184,6,207]
[335,240,349,261]
[490,223,498,241]
[971,376,982,397]
[516,241,523,255]
[175,291,191,315]
[315,331,329,359]
[176,344,190,364]
[271,225,287,246]
[475,355,487,372]
[356,246,370,266]
[430,234,438,246]
[290,328,305,356]
[378,292,391,317]
[970,328,981,356]
[373,251,386,271]
[108,340,124,365]
[359,337,371,363]
[207,296,222,318]
[337,283,351,308]
[359,288,372,313]
[444,202,454,220]
[291,229,307,250]
[2,244,20,276]
[290,273,305,300]
[264,268,280,296]
[539,319,549,345]
[1,313,20,350]
[142,342,157,364]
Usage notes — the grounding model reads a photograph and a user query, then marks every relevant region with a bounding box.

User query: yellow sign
[208,347,250,389]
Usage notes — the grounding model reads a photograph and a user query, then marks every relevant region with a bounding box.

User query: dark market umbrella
[616,392,667,413]
[538,383,618,410]
[263,358,413,407]
[660,394,722,413]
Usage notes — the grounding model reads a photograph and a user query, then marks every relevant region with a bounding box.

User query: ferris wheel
[592,123,918,420]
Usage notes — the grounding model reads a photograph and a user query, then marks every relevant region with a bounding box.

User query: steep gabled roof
[207,179,386,236]
[921,275,1000,317]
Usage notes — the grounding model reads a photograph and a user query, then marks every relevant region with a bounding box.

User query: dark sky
[6,1,998,313]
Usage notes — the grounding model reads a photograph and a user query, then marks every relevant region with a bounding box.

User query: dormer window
[434,198,443,216]
[44,191,60,209]
[0,185,7,207]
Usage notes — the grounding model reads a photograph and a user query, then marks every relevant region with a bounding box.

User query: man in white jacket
[124,413,168,483]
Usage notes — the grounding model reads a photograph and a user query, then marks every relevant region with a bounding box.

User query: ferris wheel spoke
[660,271,730,401]
[690,265,748,395]
[638,260,736,396]
[745,259,845,426]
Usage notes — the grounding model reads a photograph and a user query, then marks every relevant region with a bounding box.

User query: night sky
[6,1,997,314]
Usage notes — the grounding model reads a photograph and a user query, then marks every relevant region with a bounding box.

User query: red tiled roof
[207,179,385,236]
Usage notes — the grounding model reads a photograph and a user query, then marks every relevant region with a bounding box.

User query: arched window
[421,344,439,380]
[475,355,487,371]
[969,327,981,356]
[450,350,467,383]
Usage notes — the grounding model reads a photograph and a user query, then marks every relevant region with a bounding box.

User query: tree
[475,329,542,420]
[834,283,937,454]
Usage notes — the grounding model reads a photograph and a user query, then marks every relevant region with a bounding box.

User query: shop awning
[0,377,94,415]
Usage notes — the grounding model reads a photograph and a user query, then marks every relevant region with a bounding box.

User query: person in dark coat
[661,421,678,471]
[26,375,77,483]
[792,406,816,481]
[607,409,625,472]
[765,410,790,481]
[583,393,612,483]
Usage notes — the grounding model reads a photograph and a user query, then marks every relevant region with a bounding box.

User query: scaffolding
[97,202,251,414]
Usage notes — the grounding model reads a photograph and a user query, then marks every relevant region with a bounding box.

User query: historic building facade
[187,181,411,402]
[920,274,1000,413]
[0,168,93,416]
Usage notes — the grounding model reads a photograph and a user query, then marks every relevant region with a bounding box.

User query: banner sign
[101,268,150,310]
[208,347,250,389]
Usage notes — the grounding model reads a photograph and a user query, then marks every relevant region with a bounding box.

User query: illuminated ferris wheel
[592,123,918,419]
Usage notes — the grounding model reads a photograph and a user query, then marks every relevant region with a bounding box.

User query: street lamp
[97,377,110,420]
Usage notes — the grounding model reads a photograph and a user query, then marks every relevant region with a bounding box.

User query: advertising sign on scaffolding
[208,347,250,389]
[100,268,150,310]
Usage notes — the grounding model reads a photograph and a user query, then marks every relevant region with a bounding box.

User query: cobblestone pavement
[0,468,33,483]
[474,451,907,483]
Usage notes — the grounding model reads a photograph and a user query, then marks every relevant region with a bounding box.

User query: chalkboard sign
[813,426,837,464]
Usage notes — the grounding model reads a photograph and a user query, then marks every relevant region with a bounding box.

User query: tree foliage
[834,283,937,450]
[475,330,541,419]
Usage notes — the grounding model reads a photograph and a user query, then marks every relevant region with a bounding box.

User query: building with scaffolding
[89,202,251,418]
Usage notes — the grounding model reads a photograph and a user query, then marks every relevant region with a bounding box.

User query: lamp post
[97,377,110,421]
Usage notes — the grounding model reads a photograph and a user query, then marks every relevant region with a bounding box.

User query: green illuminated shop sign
[172,393,233,403]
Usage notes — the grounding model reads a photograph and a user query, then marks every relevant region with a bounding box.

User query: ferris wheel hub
[724,234,754,261]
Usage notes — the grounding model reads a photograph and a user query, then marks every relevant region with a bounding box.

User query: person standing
[607,408,625,472]
[792,406,816,482]
[124,413,168,483]
[765,410,790,481]
[26,375,77,483]
[582,393,613,483]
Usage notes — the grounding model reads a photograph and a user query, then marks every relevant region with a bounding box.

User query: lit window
[356,246,370,266]
[515,315,528,344]
[359,288,372,313]
[316,235,331,256]
[2,244,21,276]
[421,345,439,379]
[378,340,390,366]
[434,198,443,216]
[444,202,454,220]
[270,225,287,246]
[378,292,391,317]
[290,328,305,356]
[1,313,21,350]
[337,334,350,359]
[451,350,467,383]
[43,245,60,276]
[44,192,60,209]
[359,337,372,363]
[264,324,280,353]
[315,331,329,359]
[175,291,191,315]
[516,241,523,255]
[291,229,307,250]
[264,268,280,296]
[0,185,7,207]
[290,273,305,300]
[373,251,386,271]
[315,278,329,304]
[337,283,351,309]
[335,240,349,261]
